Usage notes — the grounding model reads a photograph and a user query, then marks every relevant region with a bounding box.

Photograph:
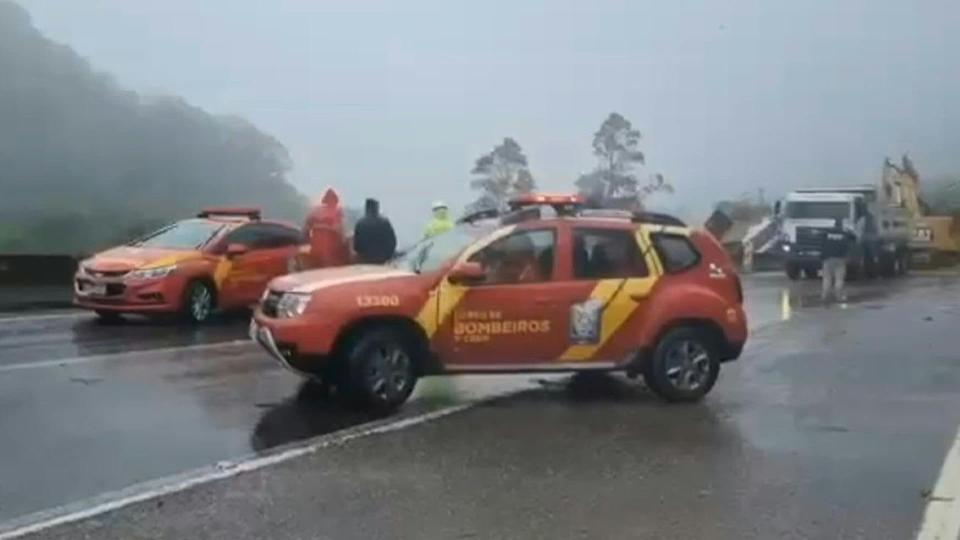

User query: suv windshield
[785,201,850,220]
[131,219,224,250]
[392,224,493,274]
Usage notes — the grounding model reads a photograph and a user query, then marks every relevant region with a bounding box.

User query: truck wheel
[643,327,720,403]
[863,252,878,279]
[341,327,418,413]
[898,252,910,276]
[879,254,896,278]
[182,280,215,324]
[786,264,801,280]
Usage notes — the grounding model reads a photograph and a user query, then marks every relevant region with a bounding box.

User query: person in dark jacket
[821,218,856,302]
[353,198,397,264]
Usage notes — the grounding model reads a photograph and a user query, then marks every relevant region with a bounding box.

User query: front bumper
[74,274,186,313]
[782,245,822,264]
[250,310,334,376]
[722,306,748,362]
[249,318,309,377]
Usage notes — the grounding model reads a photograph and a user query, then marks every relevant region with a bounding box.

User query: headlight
[276,292,311,318]
[126,265,176,281]
[782,244,791,252]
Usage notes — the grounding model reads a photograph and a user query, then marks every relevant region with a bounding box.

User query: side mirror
[226,243,249,257]
[773,200,782,216]
[448,261,486,285]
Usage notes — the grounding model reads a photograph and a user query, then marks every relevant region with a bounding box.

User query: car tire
[340,327,418,413]
[94,310,123,324]
[802,268,818,279]
[643,327,720,403]
[786,264,801,281]
[182,280,215,324]
[898,252,910,276]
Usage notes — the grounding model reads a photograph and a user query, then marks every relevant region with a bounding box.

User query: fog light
[138,292,164,303]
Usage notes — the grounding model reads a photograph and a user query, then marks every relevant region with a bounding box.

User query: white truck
[775,184,913,280]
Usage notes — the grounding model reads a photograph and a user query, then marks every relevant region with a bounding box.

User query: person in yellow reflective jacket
[423,201,454,239]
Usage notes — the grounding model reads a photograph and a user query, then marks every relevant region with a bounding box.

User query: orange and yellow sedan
[75,208,305,323]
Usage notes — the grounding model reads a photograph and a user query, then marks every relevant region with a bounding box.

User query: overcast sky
[18,0,960,238]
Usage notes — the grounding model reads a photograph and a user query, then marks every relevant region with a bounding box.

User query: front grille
[795,226,826,247]
[86,269,129,279]
[106,283,126,296]
[77,279,126,297]
[262,290,282,317]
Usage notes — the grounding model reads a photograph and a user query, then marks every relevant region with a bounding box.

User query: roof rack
[197,207,261,220]
[457,207,501,224]
[501,207,541,225]
[579,208,634,219]
[457,206,543,226]
[457,194,686,228]
[631,211,686,227]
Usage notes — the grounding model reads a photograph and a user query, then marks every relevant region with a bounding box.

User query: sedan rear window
[652,233,700,273]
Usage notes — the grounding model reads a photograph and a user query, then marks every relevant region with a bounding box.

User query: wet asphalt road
[0,312,248,367]
[1,273,959,538]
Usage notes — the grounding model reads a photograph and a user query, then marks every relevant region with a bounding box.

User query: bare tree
[469,138,537,210]
[576,113,672,209]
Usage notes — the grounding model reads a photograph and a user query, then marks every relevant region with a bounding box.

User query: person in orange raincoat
[302,188,350,269]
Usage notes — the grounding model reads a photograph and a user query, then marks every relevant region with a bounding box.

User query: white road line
[0,312,88,324]
[0,340,253,373]
[916,425,960,540]
[0,402,477,540]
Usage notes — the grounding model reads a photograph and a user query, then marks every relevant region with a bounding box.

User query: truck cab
[777,186,911,279]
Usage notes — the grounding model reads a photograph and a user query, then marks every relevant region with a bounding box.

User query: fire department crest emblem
[570,298,603,345]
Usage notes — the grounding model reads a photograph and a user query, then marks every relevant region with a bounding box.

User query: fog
[17,0,960,240]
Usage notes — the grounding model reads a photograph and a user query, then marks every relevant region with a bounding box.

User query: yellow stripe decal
[559,227,662,362]
[559,277,655,361]
[141,253,199,269]
[415,282,466,338]
[213,258,233,289]
[414,225,514,338]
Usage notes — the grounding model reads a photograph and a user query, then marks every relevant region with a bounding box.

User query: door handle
[534,298,555,306]
[629,293,648,302]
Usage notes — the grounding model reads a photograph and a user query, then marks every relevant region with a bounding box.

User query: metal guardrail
[0,255,79,285]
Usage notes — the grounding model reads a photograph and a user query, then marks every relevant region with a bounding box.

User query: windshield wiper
[412,246,430,274]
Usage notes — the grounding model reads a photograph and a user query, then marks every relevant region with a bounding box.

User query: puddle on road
[250,382,380,452]
[750,279,903,329]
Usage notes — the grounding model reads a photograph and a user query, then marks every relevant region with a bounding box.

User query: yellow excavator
[885,155,960,267]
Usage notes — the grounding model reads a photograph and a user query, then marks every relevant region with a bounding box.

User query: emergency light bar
[509,193,584,206]
[509,193,583,209]
[197,207,261,220]
[508,193,584,216]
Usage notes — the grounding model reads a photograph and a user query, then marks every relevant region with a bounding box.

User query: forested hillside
[0,1,307,254]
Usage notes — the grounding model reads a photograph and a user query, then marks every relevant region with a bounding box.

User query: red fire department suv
[251,195,747,411]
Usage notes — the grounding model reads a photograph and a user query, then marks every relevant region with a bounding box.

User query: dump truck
[775,159,916,280]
